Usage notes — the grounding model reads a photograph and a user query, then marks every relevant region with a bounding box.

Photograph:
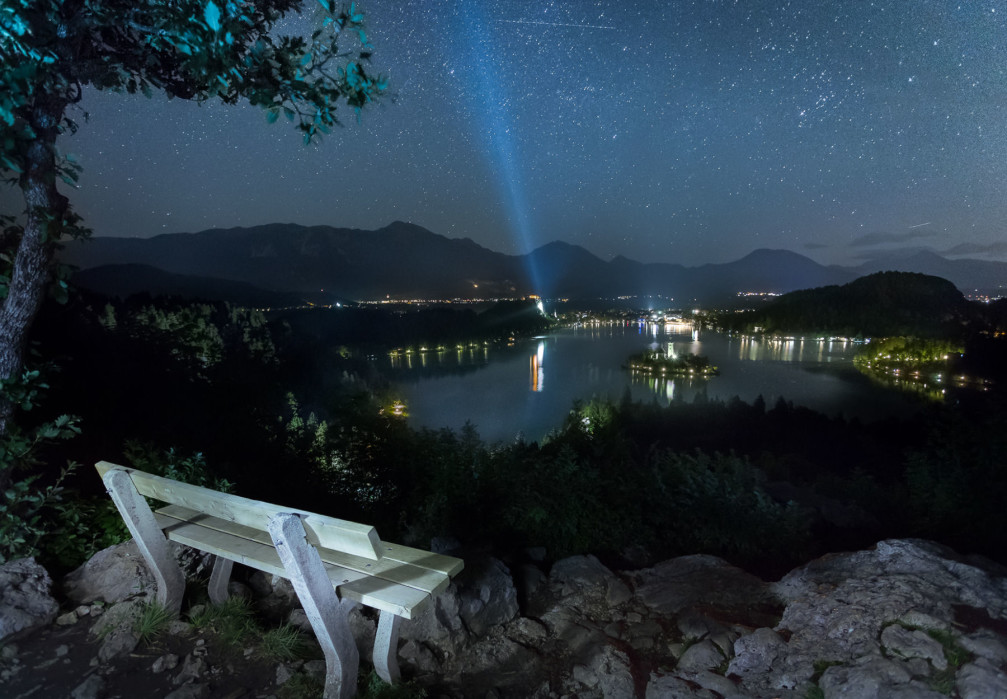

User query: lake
[385,322,925,443]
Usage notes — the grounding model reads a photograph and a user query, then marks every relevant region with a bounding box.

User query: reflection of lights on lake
[530,341,545,392]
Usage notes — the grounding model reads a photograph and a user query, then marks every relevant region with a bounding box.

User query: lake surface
[385,323,924,443]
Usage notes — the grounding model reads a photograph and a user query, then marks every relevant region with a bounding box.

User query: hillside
[60,222,856,304]
[720,271,978,338]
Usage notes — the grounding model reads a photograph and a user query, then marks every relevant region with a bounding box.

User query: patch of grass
[804,686,825,699]
[188,597,257,646]
[133,601,176,645]
[358,670,428,699]
[260,623,311,662]
[277,671,324,699]
[810,659,843,682]
[925,628,973,695]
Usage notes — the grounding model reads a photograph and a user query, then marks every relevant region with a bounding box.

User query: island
[625,347,719,376]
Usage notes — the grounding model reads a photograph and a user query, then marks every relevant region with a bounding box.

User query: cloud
[941,241,1007,258]
[849,229,940,247]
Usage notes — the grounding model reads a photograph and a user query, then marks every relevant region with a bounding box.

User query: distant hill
[850,251,1007,295]
[720,271,979,338]
[59,221,1006,305]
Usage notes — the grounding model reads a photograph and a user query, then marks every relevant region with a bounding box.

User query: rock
[646,672,719,698]
[245,570,274,597]
[399,583,466,650]
[458,556,519,637]
[550,555,617,596]
[630,554,780,624]
[0,558,60,641]
[726,627,791,688]
[276,662,295,685]
[97,628,140,663]
[681,669,742,696]
[64,541,155,604]
[765,538,1007,693]
[957,657,1007,699]
[398,639,438,674]
[70,673,106,699]
[90,598,144,639]
[173,652,206,685]
[677,639,726,673]
[348,606,377,660]
[163,684,209,699]
[56,611,79,626]
[568,644,635,699]
[818,656,945,698]
[960,630,1007,664]
[152,653,180,673]
[880,624,947,670]
[64,540,214,606]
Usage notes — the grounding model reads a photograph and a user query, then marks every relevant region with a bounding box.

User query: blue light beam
[456,4,542,293]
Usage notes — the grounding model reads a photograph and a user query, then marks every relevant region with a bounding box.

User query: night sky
[9,0,1007,266]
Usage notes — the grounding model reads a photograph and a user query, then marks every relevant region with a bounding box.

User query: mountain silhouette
[59,222,1004,305]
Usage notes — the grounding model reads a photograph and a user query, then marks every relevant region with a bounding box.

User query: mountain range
[58,221,1007,306]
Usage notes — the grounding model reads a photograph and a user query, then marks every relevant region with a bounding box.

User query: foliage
[189,597,258,646]
[718,271,976,338]
[123,443,233,493]
[277,672,325,699]
[260,623,311,662]
[359,670,427,699]
[1,0,385,178]
[904,407,1007,560]
[133,600,176,645]
[0,361,83,565]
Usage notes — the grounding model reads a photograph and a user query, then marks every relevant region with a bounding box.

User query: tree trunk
[0,94,68,444]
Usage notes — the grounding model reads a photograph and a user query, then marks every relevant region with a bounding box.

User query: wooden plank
[153,514,429,619]
[97,462,382,561]
[157,505,453,595]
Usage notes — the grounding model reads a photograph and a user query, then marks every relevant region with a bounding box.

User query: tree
[0,0,385,441]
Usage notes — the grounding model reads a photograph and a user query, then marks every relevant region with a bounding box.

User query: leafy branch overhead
[0,0,386,461]
[0,0,386,177]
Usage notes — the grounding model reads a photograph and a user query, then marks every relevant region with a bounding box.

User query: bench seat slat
[156,505,452,596]
[154,514,431,619]
[98,462,382,561]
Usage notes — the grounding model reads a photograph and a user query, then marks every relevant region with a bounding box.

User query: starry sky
[7,0,1007,266]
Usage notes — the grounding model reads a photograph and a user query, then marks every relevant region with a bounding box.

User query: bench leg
[102,469,186,613]
[208,556,234,605]
[373,611,402,684]
[269,513,359,699]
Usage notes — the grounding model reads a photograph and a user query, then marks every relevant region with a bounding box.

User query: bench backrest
[96,461,383,561]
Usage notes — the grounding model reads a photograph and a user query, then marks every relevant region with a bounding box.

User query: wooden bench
[96,461,463,699]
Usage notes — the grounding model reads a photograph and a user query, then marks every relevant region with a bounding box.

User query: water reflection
[390,324,925,443]
[730,335,854,363]
[530,341,545,392]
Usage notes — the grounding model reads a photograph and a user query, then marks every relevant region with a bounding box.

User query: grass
[926,628,973,695]
[260,623,311,662]
[133,600,176,645]
[277,672,325,699]
[359,670,428,699]
[188,597,258,646]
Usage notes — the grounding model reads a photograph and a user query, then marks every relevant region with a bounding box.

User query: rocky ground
[3,538,1007,698]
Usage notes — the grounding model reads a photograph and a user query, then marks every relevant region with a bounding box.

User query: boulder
[64,540,155,604]
[64,539,215,606]
[630,554,780,625]
[0,558,60,641]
